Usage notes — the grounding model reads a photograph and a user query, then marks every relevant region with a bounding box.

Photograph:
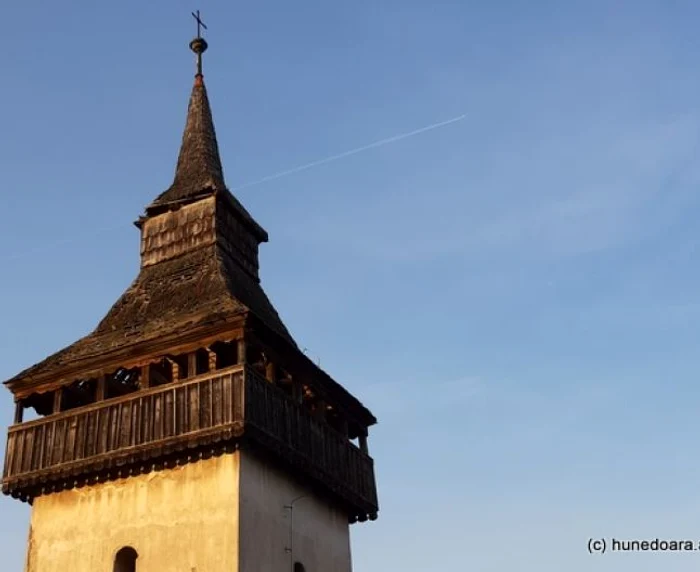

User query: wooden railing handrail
[9,365,245,432]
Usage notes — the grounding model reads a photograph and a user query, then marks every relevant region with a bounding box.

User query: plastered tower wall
[24,454,240,572]
[239,450,352,572]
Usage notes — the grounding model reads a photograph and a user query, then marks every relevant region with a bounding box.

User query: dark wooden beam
[52,389,63,415]
[141,364,151,389]
[96,375,106,401]
[237,339,247,364]
[359,432,368,455]
[13,400,23,424]
[188,353,197,378]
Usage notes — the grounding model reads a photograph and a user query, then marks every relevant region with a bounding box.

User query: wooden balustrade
[2,366,378,517]
[244,368,378,513]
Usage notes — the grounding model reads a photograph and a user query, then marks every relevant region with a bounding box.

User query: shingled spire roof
[148,75,225,210]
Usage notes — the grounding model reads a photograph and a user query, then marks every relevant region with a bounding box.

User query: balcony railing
[2,366,378,518]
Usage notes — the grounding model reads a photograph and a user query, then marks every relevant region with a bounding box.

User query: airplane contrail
[230,113,467,192]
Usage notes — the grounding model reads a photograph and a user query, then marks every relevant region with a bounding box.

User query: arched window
[294,563,306,572]
[113,547,138,572]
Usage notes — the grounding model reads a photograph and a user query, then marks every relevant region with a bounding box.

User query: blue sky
[2,0,700,570]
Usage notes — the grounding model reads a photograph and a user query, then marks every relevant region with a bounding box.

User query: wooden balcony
[2,365,378,520]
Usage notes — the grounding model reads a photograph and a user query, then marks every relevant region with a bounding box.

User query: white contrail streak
[230,113,467,192]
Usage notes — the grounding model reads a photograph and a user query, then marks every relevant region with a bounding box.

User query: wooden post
[265,362,277,384]
[13,400,23,424]
[167,358,180,382]
[141,364,151,389]
[237,339,247,364]
[53,388,63,414]
[207,348,218,371]
[359,431,369,455]
[188,353,197,378]
[96,375,106,401]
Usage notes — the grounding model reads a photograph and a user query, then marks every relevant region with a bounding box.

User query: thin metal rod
[284,495,308,572]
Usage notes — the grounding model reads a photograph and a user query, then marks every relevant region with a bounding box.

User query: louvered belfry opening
[2,35,379,524]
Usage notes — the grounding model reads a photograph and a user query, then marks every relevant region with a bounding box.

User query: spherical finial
[189,37,208,55]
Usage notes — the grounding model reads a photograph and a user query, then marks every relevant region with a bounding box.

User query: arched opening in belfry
[294,562,306,572]
[113,546,138,572]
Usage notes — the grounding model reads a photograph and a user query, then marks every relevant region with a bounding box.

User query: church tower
[2,18,378,572]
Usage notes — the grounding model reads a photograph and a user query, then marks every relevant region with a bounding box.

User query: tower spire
[147,12,224,212]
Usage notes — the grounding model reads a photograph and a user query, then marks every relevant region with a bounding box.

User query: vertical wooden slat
[164,389,174,437]
[212,376,223,426]
[223,374,233,423]
[200,379,212,429]
[176,385,186,434]
[131,398,141,447]
[154,394,163,441]
[97,408,109,455]
[35,424,47,471]
[142,394,153,445]
[43,422,55,469]
[109,404,121,453]
[234,371,245,423]
[74,413,86,461]
[85,411,97,458]
[120,402,132,448]
[4,433,16,478]
[65,417,78,464]
[189,383,200,431]
[48,419,59,466]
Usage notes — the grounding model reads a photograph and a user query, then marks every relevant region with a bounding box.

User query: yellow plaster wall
[238,450,352,572]
[25,453,240,572]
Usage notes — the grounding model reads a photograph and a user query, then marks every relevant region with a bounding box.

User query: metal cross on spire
[192,10,207,38]
[189,10,209,78]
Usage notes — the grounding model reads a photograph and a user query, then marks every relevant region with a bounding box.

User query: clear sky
[2,0,700,570]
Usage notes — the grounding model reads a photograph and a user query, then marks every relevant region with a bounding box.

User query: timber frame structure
[2,30,378,524]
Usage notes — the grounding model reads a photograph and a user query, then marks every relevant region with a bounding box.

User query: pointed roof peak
[148,71,225,211]
[148,17,224,212]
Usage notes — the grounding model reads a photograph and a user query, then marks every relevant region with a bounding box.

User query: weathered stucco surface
[24,450,352,572]
[25,454,240,572]
[238,450,352,572]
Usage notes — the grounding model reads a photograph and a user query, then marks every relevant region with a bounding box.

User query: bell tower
[2,16,378,572]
